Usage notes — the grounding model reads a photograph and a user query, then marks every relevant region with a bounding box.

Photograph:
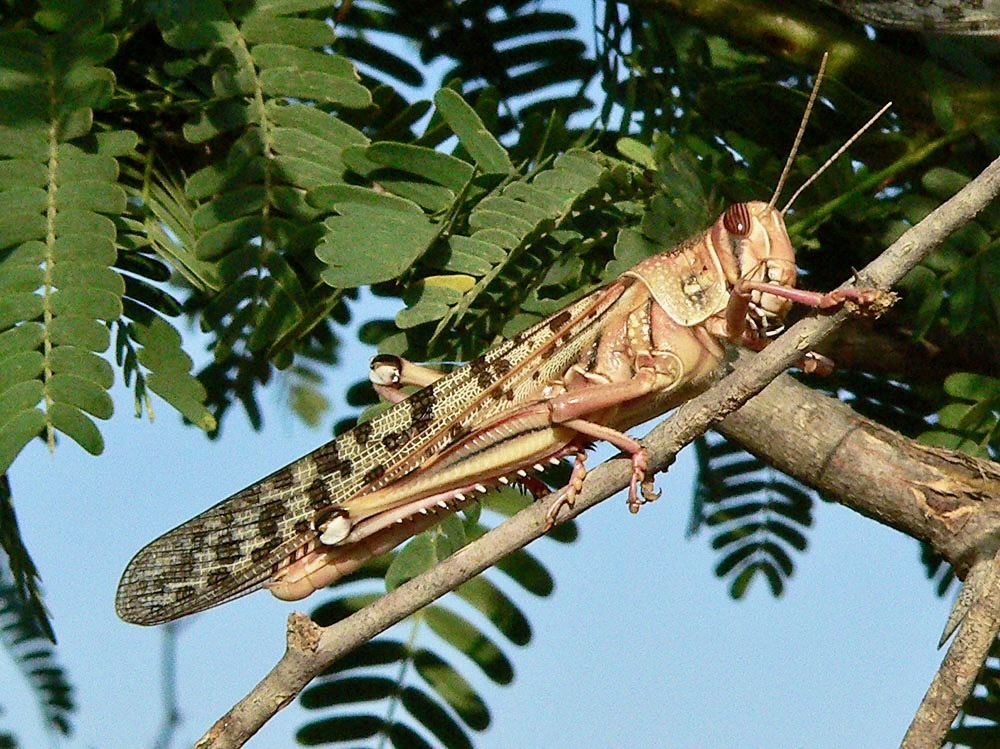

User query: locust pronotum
[116,58,892,626]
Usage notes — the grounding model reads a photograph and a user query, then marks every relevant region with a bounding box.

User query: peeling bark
[720,373,1000,574]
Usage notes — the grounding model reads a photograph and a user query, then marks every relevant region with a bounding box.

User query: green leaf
[191,186,266,230]
[49,287,122,321]
[265,100,368,148]
[412,649,489,730]
[922,167,971,199]
[945,372,1000,401]
[617,136,655,167]
[0,323,44,360]
[131,316,215,431]
[0,160,46,189]
[0,352,43,393]
[317,197,439,287]
[182,101,252,143]
[0,406,45,475]
[454,576,530,646]
[0,214,47,252]
[269,128,347,173]
[424,606,513,684]
[194,215,265,261]
[240,15,335,47]
[300,675,397,708]
[432,513,468,558]
[366,143,475,192]
[396,285,461,329]
[296,714,383,745]
[48,315,108,351]
[47,401,103,455]
[48,346,113,389]
[400,686,473,749]
[385,534,437,592]
[386,721,434,749]
[57,180,126,213]
[252,43,356,77]
[433,89,513,175]
[259,69,372,109]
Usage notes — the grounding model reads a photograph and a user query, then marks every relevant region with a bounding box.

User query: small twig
[197,154,1000,748]
[152,623,182,749]
[900,552,1000,749]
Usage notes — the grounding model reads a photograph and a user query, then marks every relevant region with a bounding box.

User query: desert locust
[116,62,891,626]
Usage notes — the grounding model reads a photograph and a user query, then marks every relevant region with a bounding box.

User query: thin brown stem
[900,553,1000,749]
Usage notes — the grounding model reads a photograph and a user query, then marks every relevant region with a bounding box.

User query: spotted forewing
[115,287,627,624]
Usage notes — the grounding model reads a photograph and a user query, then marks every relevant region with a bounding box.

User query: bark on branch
[197,155,1000,749]
[643,0,1000,126]
[719,374,1000,575]
[900,553,1000,749]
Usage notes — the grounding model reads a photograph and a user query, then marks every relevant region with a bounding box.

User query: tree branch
[901,552,1000,749]
[718,373,1000,572]
[197,154,1000,748]
[644,0,1000,125]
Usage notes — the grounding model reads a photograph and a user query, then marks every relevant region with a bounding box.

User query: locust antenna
[768,53,828,212]
[780,100,892,214]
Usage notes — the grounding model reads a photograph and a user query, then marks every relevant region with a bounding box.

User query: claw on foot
[544,453,587,529]
[831,287,898,317]
[627,448,659,513]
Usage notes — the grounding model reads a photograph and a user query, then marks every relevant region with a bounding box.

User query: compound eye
[723,203,753,237]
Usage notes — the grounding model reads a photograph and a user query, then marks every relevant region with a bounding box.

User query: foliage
[0,482,73,740]
[0,574,74,738]
[691,433,814,598]
[0,0,999,746]
[0,477,74,744]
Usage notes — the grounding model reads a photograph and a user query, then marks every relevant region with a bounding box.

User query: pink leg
[545,367,670,512]
[562,419,660,513]
[544,452,588,528]
[732,280,894,374]
[735,280,895,313]
[548,368,660,424]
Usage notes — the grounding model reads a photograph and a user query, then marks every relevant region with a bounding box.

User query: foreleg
[731,280,895,373]
[735,279,896,314]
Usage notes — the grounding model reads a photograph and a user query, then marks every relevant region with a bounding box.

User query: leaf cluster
[691,433,813,598]
[0,0,597,741]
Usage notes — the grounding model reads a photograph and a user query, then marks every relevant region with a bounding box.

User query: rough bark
[720,373,1000,574]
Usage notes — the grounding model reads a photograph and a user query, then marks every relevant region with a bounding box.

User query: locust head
[713,200,798,337]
